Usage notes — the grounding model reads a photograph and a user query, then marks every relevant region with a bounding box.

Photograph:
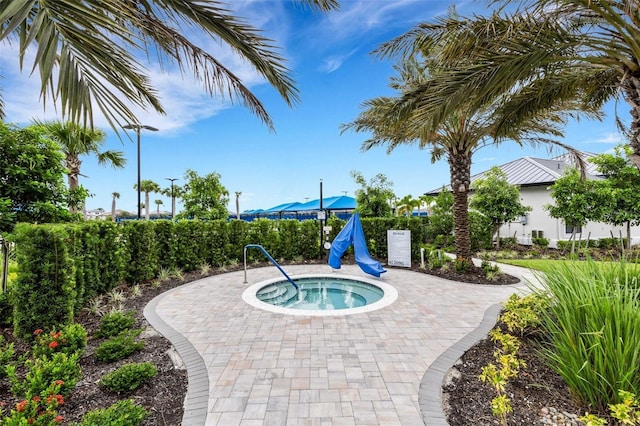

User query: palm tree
[111,192,120,221]
[134,180,161,220]
[396,195,419,217]
[0,1,338,130]
[377,6,628,164]
[37,120,126,213]
[344,42,597,261]
[154,199,164,216]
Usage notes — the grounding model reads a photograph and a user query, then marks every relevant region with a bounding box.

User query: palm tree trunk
[145,192,150,220]
[623,75,640,170]
[111,198,116,221]
[449,151,473,261]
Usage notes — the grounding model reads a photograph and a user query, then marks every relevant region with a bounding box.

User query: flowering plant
[32,324,87,358]
[1,380,65,425]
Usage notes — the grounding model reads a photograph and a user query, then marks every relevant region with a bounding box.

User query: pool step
[257,284,300,306]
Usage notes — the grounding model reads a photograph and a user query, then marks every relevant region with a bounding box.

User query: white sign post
[387,230,411,267]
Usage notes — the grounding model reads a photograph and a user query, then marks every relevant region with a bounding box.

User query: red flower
[16,400,27,412]
[46,394,64,406]
[51,332,61,339]
[54,415,64,423]
[32,396,40,402]
[48,341,59,349]
[54,380,64,386]
[27,418,34,425]
[33,329,43,336]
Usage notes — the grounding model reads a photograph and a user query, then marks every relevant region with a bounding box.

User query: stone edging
[144,288,209,426]
[418,303,503,425]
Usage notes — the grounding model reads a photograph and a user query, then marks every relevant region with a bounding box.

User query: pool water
[256,277,384,310]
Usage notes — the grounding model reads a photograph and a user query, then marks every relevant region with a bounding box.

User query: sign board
[317,210,326,220]
[387,230,411,268]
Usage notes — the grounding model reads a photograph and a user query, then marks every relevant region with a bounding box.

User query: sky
[0,0,629,215]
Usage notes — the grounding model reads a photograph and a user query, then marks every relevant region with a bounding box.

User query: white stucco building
[428,153,640,248]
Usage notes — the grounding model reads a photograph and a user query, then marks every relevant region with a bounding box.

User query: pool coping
[417,303,502,425]
[241,273,398,316]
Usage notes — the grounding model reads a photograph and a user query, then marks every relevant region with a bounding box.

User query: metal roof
[426,152,602,194]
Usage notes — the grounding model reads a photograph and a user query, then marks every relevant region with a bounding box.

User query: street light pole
[123,124,158,219]
[165,178,178,218]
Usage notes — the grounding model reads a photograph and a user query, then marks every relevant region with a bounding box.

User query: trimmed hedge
[6,213,492,336]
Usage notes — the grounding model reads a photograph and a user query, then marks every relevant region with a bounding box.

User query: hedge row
[7,215,491,337]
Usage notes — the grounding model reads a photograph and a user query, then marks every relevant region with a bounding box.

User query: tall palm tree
[111,192,120,221]
[134,180,161,220]
[0,1,338,129]
[37,120,126,213]
[344,42,597,261]
[154,199,163,216]
[378,6,627,163]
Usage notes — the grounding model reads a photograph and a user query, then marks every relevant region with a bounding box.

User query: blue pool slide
[328,213,387,277]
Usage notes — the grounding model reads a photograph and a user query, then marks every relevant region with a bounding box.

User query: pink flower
[33,329,43,336]
[54,415,64,423]
[48,341,59,349]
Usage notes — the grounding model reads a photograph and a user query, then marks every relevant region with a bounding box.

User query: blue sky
[0,0,627,214]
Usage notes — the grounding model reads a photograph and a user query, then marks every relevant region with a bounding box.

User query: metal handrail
[243,244,299,290]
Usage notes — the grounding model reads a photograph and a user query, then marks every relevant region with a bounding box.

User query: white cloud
[586,132,625,145]
[320,49,358,73]
[0,25,272,133]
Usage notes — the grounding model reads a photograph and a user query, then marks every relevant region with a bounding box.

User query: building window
[565,224,582,234]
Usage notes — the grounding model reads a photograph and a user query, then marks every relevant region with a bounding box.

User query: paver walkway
[148,263,534,426]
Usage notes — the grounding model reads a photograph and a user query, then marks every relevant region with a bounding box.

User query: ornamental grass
[537,260,640,411]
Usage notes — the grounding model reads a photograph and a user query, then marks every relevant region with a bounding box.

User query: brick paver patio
[146,263,532,426]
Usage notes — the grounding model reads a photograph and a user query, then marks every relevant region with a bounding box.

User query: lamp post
[123,124,158,219]
[166,178,178,218]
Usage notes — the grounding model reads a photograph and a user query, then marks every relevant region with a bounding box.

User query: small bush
[74,399,148,426]
[9,352,81,398]
[32,323,87,359]
[498,237,518,248]
[95,310,136,338]
[454,257,472,273]
[95,330,144,363]
[531,237,549,248]
[100,362,157,393]
[0,335,15,377]
[1,380,66,425]
[500,293,549,336]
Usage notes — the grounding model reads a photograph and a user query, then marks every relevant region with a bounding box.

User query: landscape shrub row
[5,215,459,335]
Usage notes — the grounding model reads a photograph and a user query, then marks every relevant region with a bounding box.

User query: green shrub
[0,290,12,327]
[95,310,136,338]
[100,362,157,393]
[537,260,640,410]
[1,380,66,425]
[9,352,81,398]
[500,293,549,336]
[122,221,158,284]
[32,323,87,359]
[0,335,15,378]
[74,399,148,426]
[499,237,518,248]
[10,224,76,338]
[95,330,144,363]
[531,237,549,248]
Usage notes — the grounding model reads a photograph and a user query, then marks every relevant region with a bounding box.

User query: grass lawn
[498,258,632,273]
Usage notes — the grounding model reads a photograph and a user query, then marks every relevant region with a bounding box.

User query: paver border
[418,303,502,425]
[144,287,209,426]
